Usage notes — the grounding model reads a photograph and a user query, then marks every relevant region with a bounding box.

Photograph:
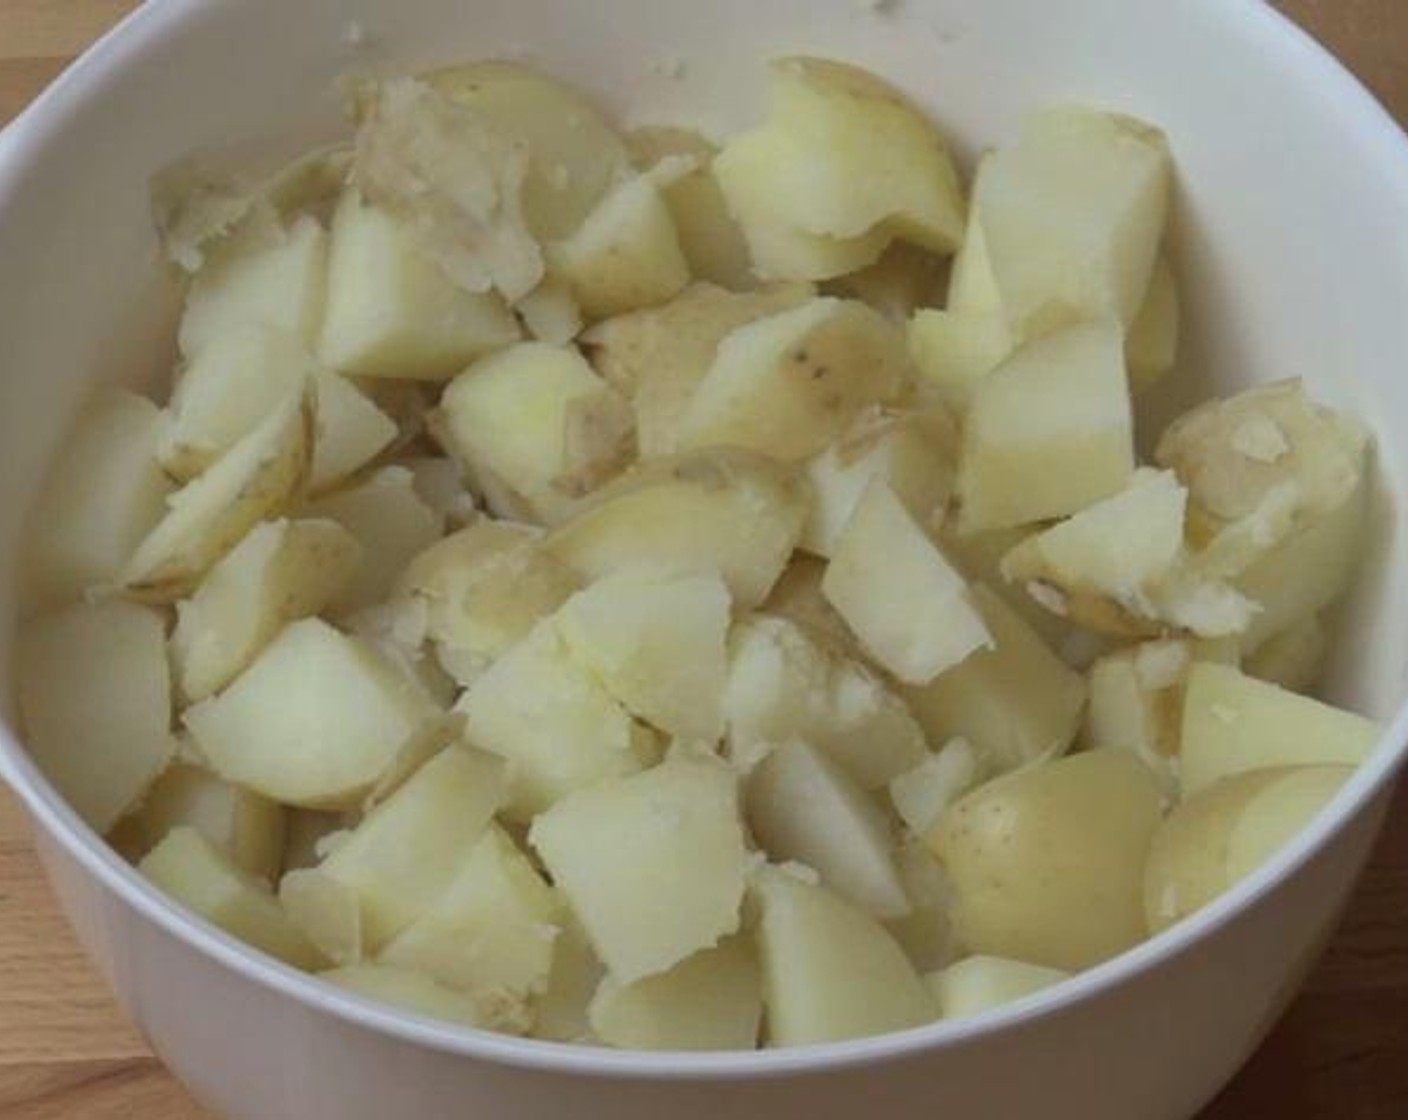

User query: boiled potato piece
[545,447,806,609]
[746,739,910,918]
[172,518,361,702]
[381,823,560,999]
[627,126,755,291]
[160,325,316,481]
[402,456,479,529]
[304,465,443,613]
[1245,614,1327,693]
[322,964,526,1033]
[884,838,956,974]
[1126,255,1179,391]
[930,956,1070,1019]
[185,618,442,808]
[802,408,954,557]
[957,319,1135,533]
[1179,662,1379,794]
[754,867,936,1046]
[455,618,660,820]
[824,242,948,323]
[975,106,1170,339]
[555,569,731,741]
[123,389,313,602]
[908,306,1014,415]
[436,342,634,524]
[723,614,929,789]
[119,762,286,882]
[17,599,177,832]
[1144,765,1352,933]
[938,525,1072,651]
[824,481,991,685]
[584,281,813,457]
[678,298,909,461]
[759,554,861,660]
[932,749,1162,970]
[179,214,329,358]
[309,372,398,493]
[291,745,507,951]
[888,738,989,837]
[317,192,521,380]
[516,277,583,345]
[529,753,749,983]
[141,828,325,969]
[533,914,605,1043]
[280,867,364,965]
[280,809,350,876]
[24,389,173,609]
[590,935,762,1051]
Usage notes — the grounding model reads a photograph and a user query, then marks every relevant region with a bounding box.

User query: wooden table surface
[1,1,1406,1117]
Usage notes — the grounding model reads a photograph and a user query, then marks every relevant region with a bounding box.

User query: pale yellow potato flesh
[930,955,1070,1019]
[321,964,524,1034]
[308,371,399,494]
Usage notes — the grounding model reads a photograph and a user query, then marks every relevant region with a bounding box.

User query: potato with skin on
[677,298,910,462]
[17,599,178,833]
[308,372,399,494]
[929,956,1070,1020]
[529,753,749,984]
[1179,662,1380,795]
[1144,765,1353,934]
[589,935,763,1052]
[24,389,173,609]
[141,828,326,970]
[123,388,314,603]
[824,480,991,685]
[185,618,442,809]
[321,964,526,1034]
[754,866,937,1046]
[172,517,361,703]
[545,447,806,610]
[435,342,634,525]
[932,749,1162,971]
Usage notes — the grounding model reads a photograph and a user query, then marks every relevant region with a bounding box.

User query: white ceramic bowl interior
[0,2,1405,1118]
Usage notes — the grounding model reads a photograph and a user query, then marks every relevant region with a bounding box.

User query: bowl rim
[1,0,1406,1082]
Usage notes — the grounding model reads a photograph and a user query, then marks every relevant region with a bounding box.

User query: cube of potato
[1179,662,1379,794]
[304,465,444,614]
[533,914,605,1043]
[292,745,507,950]
[24,389,172,609]
[555,569,731,742]
[824,481,991,685]
[957,319,1135,533]
[590,935,762,1051]
[1245,614,1327,694]
[723,614,929,789]
[824,242,949,323]
[280,867,365,966]
[678,298,909,461]
[1126,255,1179,391]
[747,739,910,919]
[754,866,936,1046]
[119,762,286,882]
[1144,765,1353,933]
[627,126,756,292]
[901,585,1087,772]
[179,214,329,358]
[321,964,525,1033]
[929,956,1069,1020]
[317,192,521,380]
[975,106,1170,339]
[584,281,813,457]
[160,325,316,481]
[436,342,634,524]
[309,372,398,493]
[549,164,692,322]
[529,754,749,983]
[380,823,560,998]
[185,618,442,808]
[455,619,660,821]
[801,408,955,557]
[759,554,862,661]
[141,827,325,969]
[908,307,1014,414]
[17,599,177,832]
[932,750,1162,970]
[888,738,989,837]
[172,518,361,702]
[545,447,806,609]
[123,389,314,602]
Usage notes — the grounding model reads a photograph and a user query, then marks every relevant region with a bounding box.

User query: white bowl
[1,1,1405,1117]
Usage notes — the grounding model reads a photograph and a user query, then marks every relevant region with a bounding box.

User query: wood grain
[0,1,1404,1117]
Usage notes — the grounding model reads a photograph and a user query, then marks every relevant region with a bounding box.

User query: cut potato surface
[931,956,1070,1019]
[309,372,399,493]
[322,964,524,1033]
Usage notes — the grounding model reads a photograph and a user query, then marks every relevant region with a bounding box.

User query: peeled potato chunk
[888,737,990,837]
[141,827,325,969]
[677,297,909,461]
[824,242,949,323]
[533,914,605,1043]
[309,372,399,494]
[530,753,749,983]
[1245,614,1327,694]
[1144,764,1353,934]
[932,749,1162,970]
[909,307,1014,415]
[930,956,1070,1019]
[322,964,526,1033]
[590,935,762,1051]
[17,599,177,833]
[759,554,862,660]
[1126,255,1179,391]
[754,867,936,1046]
[185,618,442,809]
[1178,662,1380,794]
[24,389,173,609]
